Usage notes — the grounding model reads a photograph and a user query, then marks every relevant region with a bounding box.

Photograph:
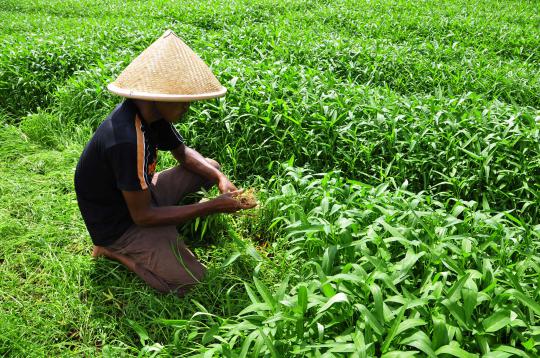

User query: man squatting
[74,30,255,296]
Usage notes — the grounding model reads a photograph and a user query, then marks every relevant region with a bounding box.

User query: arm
[109,142,251,227]
[122,188,252,227]
[171,144,237,193]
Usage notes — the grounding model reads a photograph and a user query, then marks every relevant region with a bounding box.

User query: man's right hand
[212,189,257,213]
[123,188,256,227]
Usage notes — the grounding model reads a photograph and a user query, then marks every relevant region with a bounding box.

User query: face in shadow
[154,101,191,123]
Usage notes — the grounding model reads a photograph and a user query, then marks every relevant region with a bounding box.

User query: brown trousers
[107,159,218,295]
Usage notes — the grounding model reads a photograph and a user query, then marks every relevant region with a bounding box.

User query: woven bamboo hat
[107,30,226,102]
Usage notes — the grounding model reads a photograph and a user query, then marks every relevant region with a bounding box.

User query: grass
[0,0,539,356]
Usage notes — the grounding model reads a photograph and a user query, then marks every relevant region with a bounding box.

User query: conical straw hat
[107,30,226,102]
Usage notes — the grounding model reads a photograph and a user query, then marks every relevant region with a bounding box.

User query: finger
[219,183,232,193]
[241,202,257,209]
[229,189,244,197]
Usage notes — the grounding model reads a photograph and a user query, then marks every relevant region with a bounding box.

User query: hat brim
[107,83,227,102]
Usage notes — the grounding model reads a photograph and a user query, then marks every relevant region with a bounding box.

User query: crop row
[157,166,540,356]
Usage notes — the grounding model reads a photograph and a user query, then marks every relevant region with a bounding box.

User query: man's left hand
[218,176,238,194]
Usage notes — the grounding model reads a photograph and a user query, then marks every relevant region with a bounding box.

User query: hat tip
[163,29,177,38]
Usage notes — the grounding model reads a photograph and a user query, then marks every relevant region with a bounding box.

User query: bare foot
[92,245,137,273]
[92,245,107,258]
[92,245,116,258]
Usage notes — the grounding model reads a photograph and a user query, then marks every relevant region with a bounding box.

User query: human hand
[218,176,238,194]
[212,189,257,213]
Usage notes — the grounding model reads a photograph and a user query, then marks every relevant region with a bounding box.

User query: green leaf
[327,342,357,353]
[202,324,219,345]
[432,316,449,349]
[239,331,258,358]
[276,275,290,301]
[154,319,189,327]
[322,245,337,274]
[245,244,262,262]
[321,283,336,298]
[475,334,490,355]
[435,341,478,358]
[394,250,425,275]
[352,329,370,358]
[221,252,241,268]
[459,146,482,161]
[379,220,405,239]
[320,196,329,214]
[297,285,308,315]
[203,347,218,358]
[442,299,468,328]
[509,290,540,316]
[126,319,149,346]
[395,319,427,337]
[370,283,384,323]
[381,305,405,353]
[191,299,210,314]
[381,352,418,358]
[400,331,437,358]
[317,292,348,314]
[253,277,276,310]
[522,338,536,351]
[494,344,532,357]
[445,272,471,301]
[482,352,513,358]
[238,302,272,316]
[462,278,478,325]
[296,317,305,341]
[252,334,264,357]
[357,304,385,336]
[244,283,260,304]
[482,310,511,333]
[328,273,365,283]
[317,322,324,342]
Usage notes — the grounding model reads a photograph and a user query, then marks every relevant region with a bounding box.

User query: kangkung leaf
[317,292,348,315]
[482,310,511,333]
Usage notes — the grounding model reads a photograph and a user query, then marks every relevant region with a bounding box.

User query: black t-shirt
[74,99,184,246]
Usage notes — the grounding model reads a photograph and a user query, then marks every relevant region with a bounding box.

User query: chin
[168,115,183,123]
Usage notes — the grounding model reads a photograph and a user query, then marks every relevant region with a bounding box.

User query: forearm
[183,147,224,183]
[124,187,252,226]
[170,144,237,194]
[134,200,218,226]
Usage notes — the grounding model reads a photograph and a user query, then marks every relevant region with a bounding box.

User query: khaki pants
[107,160,218,295]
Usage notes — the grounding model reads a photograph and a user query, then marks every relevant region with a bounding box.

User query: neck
[132,99,161,124]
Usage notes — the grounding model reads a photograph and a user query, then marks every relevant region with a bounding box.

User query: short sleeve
[151,120,184,151]
[105,143,148,191]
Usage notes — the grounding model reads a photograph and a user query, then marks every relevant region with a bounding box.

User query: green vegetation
[1,0,539,356]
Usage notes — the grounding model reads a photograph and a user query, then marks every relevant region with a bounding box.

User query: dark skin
[122,100,255,227]
[93,99,255,263]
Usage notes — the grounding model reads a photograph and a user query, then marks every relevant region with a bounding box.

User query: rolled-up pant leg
[107,159,219,295]
[108,225,206,295]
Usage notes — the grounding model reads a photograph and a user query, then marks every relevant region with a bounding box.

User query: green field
[1,0,539,356]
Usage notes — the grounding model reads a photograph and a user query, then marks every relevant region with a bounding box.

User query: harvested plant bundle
[235,188,257,207]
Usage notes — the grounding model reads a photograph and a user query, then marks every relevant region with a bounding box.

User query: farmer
[74,30,255,296]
